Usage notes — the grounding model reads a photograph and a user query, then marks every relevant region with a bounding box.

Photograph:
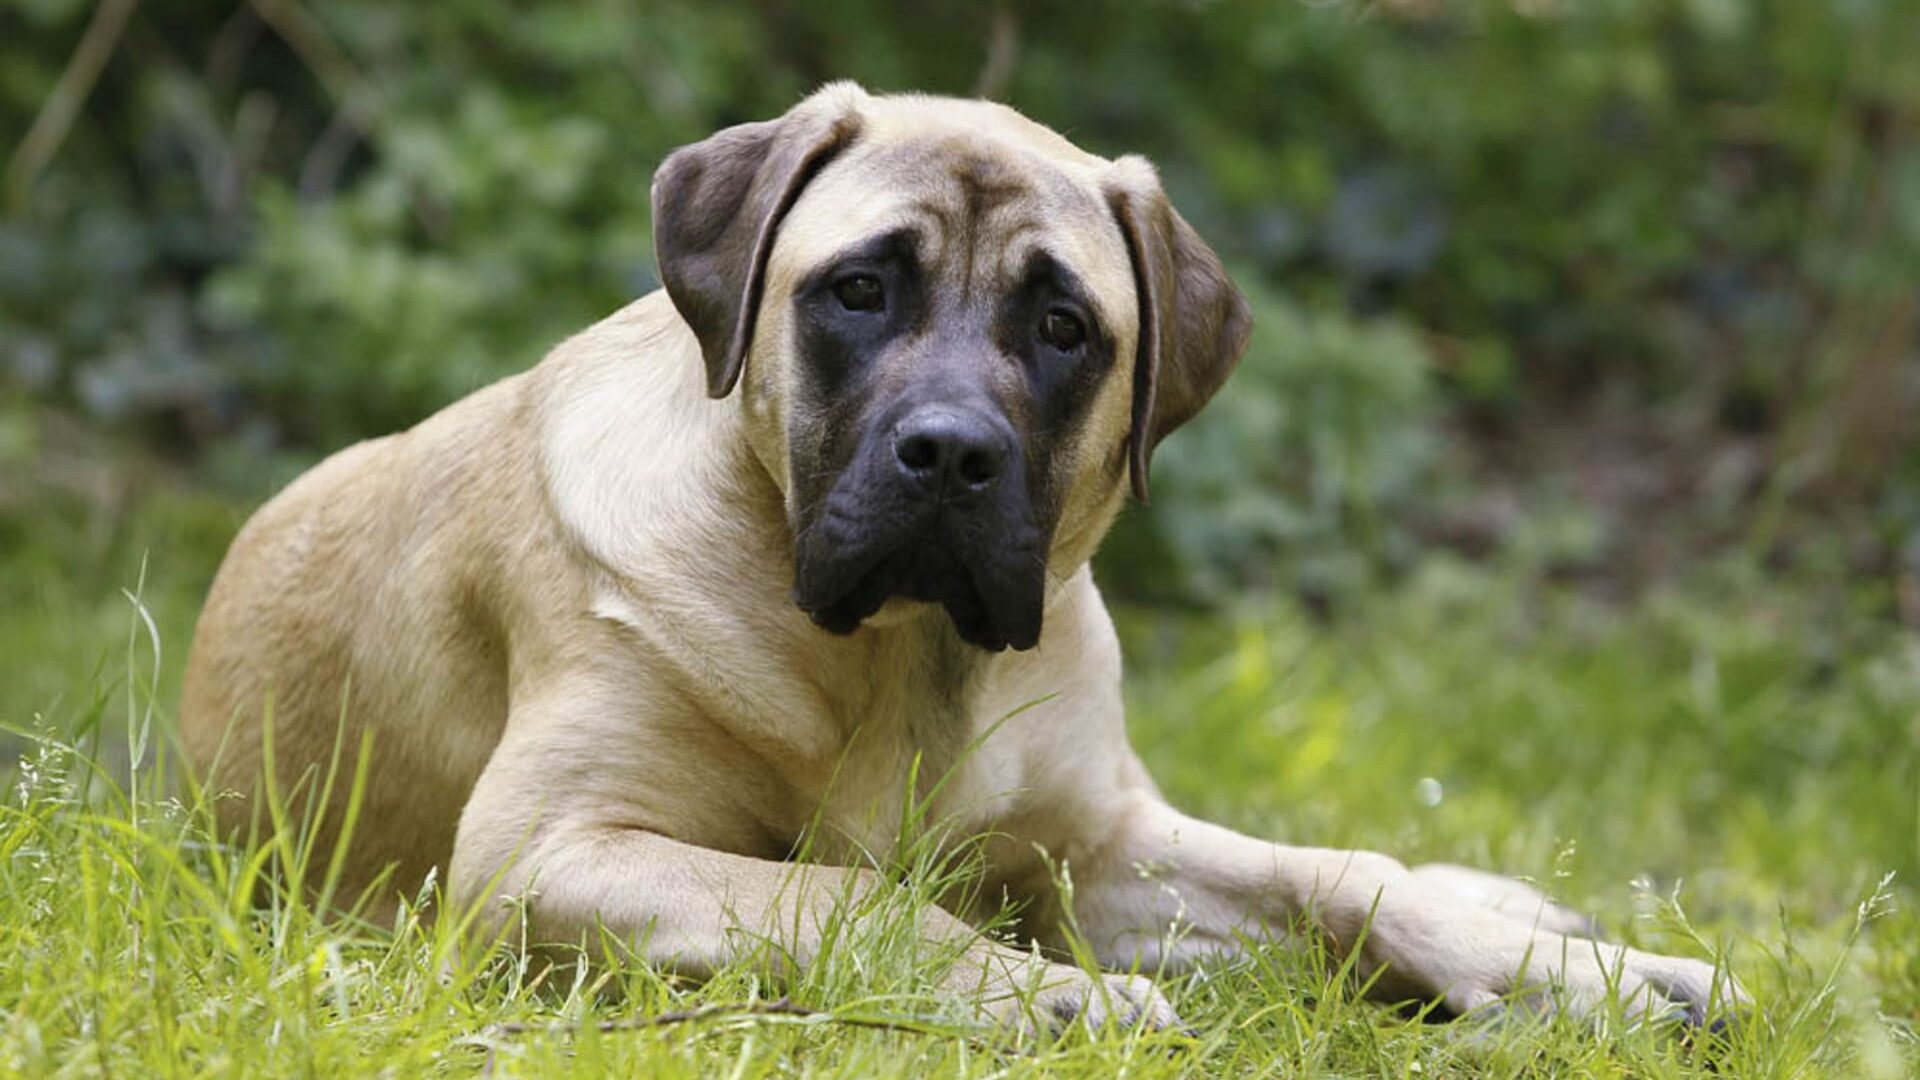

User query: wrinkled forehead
[775,132,1136,325]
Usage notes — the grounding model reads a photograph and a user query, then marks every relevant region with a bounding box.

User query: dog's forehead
[776,106,1134,319]
[864,94,1111,169]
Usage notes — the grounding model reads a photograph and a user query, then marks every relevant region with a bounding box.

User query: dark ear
[651,84,866,398]
[1106,157,1253,502]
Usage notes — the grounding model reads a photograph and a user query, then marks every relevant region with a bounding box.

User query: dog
[182,83,1742,1031]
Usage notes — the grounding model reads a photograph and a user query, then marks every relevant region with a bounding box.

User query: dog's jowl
[182,83,1743,1031]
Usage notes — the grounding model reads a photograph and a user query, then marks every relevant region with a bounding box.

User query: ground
[1,478,1916,1078]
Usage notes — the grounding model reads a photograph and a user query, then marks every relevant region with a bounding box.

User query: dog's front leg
[1050,793,1744,1024]
[445,708,1182,1033]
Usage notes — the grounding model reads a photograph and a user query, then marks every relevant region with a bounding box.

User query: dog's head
[652,84,1250,651]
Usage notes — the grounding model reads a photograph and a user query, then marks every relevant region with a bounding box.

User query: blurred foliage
[3,0,1920,606]
[1119,284,1439,603]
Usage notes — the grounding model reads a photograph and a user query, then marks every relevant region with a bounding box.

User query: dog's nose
[893,407,1009,491]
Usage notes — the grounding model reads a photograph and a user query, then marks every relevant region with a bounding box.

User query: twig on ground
[474,996,994,1074]
[489,996,940,1037]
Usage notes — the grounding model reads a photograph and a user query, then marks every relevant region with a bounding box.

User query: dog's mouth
[792,506,1046,652]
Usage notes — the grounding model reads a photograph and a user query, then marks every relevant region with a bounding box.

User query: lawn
[1,479,1916,1077]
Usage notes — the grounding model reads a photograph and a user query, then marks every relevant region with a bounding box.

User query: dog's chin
[793,541,1044,652]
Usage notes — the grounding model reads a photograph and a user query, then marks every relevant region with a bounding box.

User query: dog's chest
[608,582,1031,865]
[783,640,1019,865]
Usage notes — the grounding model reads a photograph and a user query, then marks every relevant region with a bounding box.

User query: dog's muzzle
[792,402,1047,652]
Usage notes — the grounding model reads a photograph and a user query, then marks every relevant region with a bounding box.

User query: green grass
[1,485,1916,1077]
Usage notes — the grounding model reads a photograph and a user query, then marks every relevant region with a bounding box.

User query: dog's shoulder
[525,292,769,578]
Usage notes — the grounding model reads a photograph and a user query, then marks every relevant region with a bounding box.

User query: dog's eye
[1039,309,1086,352]
[833,274,885,312]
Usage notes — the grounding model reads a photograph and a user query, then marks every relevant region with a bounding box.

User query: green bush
[1102,284,1438,604]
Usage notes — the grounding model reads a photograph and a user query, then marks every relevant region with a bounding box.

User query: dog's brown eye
[1040,309,1086,351]
[833,274,885,312]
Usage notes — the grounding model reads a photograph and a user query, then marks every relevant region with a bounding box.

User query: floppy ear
[651,84,866,398]
[1106,157,1253,502]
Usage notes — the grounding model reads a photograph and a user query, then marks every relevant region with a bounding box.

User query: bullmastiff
[182,83,1742,1031]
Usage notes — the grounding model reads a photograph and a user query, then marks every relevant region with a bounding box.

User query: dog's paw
[1031,970,1187,1035]
[1406,862,1599,938]
[1464,938,1747,1028]
[1372,900,1748,1028]
[965,949,1185,1036]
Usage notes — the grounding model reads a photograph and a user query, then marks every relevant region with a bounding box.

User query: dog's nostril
[957,448,999,487]
[896,433,940,472]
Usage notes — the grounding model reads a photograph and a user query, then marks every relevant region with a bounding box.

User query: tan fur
[182,85,1742,1030]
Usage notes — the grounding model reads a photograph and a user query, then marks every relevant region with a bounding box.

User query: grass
[1,481,1917,1077]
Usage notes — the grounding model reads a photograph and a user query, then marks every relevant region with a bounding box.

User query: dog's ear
[1106,157,1253,502]
[652,84,866,398]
